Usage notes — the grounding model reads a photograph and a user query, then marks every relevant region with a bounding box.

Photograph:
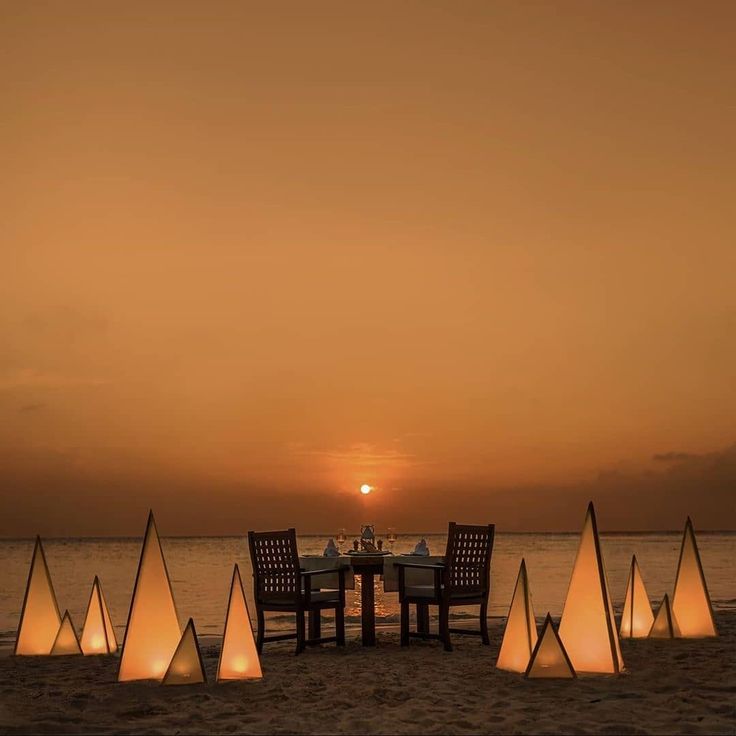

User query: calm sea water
[1,532,734,651]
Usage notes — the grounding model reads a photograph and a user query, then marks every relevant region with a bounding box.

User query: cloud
[293,442,419,468]
[371,443,736,532]
[652,451,698,463]
[19,402,46,413]
[22,305,109,338]
[478,443,736,531]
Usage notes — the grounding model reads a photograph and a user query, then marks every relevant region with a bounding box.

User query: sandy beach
[1,612,734,735]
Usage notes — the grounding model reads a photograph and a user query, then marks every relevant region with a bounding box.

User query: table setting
[298,526,445,645]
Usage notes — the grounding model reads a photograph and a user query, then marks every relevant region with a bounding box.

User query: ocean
[1,531,734,651]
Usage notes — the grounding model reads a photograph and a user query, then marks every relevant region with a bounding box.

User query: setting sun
[360,484,372,495]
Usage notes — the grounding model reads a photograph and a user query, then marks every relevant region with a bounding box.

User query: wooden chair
[397,522,495,651]
[248,529,346,654]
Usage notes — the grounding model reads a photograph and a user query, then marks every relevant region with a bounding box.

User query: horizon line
[1,529,734,541]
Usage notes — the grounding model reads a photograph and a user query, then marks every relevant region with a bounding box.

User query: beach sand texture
[0,612,733,735]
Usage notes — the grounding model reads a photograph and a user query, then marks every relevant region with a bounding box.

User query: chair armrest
[302,566,346,577]
[397,562,444,601]
[393,561,445,570]
[302,566,347,606]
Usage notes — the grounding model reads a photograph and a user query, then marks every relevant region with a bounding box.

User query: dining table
[299,552,445,646]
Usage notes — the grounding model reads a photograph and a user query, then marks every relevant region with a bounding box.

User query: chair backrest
[248,529,301,603]
[443,522,495,596]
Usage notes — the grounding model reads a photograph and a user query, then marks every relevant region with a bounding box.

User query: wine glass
[336,528,346,553]
[387,527,397,552]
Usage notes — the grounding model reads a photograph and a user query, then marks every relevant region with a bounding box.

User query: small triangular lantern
[51,610,82,655]
[619,555,654,638]
[496,559,538,673]
[525,613,576,679]
[118,512,182,682]
[81,577,118,655]
[649,594,681,638]
[100,581,118,652]
[15,537,62,655]
[217,564,262,681]
[671,517,717,637]
[559,502,624,674]
[162,618,207,685]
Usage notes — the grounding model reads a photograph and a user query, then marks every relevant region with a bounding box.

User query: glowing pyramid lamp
[162,618,207,685]
[619,555,654,638]
[217,564,262,681]
[118,512,182,682]
[649,594,681,638]
[51,610,82,655]
[525,614,575,679]
[14,537,62,655]
[558,502,624,674]
[671,517,717,637]
[81,576,118,655]
[496,559,538,673]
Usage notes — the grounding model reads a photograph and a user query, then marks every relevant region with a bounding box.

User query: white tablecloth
[299,555,445,592]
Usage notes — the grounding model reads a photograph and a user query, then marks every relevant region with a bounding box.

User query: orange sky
[2,1,735,534]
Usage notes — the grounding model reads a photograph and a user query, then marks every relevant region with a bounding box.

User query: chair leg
[256,609,265,654]
[417,603,429,635]
[335,604,345,646]
[309,609,321,640]
[295,610,306,655]
[440,601,452,652]
[480,601,490,645]
[400,600,410,646]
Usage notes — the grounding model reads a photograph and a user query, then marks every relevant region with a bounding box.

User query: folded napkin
[361,526,375,540]
[412,539,430,556]
[323,538,340,557]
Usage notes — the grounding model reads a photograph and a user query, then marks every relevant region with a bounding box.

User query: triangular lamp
[162,618,207,685]
[649,594,680,638]
[619,555,654,638]
[15,537,62,655]
[118,511,182,682]
[671,517,717,637]
[496,559,537,673]
[217,564,262,681]
[51,610,82,655]
[558,502,624,674]
[525,613,576,679]
[81,576,118,655]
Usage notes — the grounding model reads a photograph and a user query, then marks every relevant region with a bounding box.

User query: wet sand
[0,612,734,735]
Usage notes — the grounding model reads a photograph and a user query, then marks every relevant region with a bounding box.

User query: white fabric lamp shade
[671,518,717,637]
[217,564,262,681]
[162,618,207,686]
[525,613,576,679]
[558,502,624,674]
[118,512,182,682]
[81,576,118,655]
[51,610,82,656]
[649,594,681,638]
[496,559,538,673]
[620,555,654,638]
[14,537,62,656]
